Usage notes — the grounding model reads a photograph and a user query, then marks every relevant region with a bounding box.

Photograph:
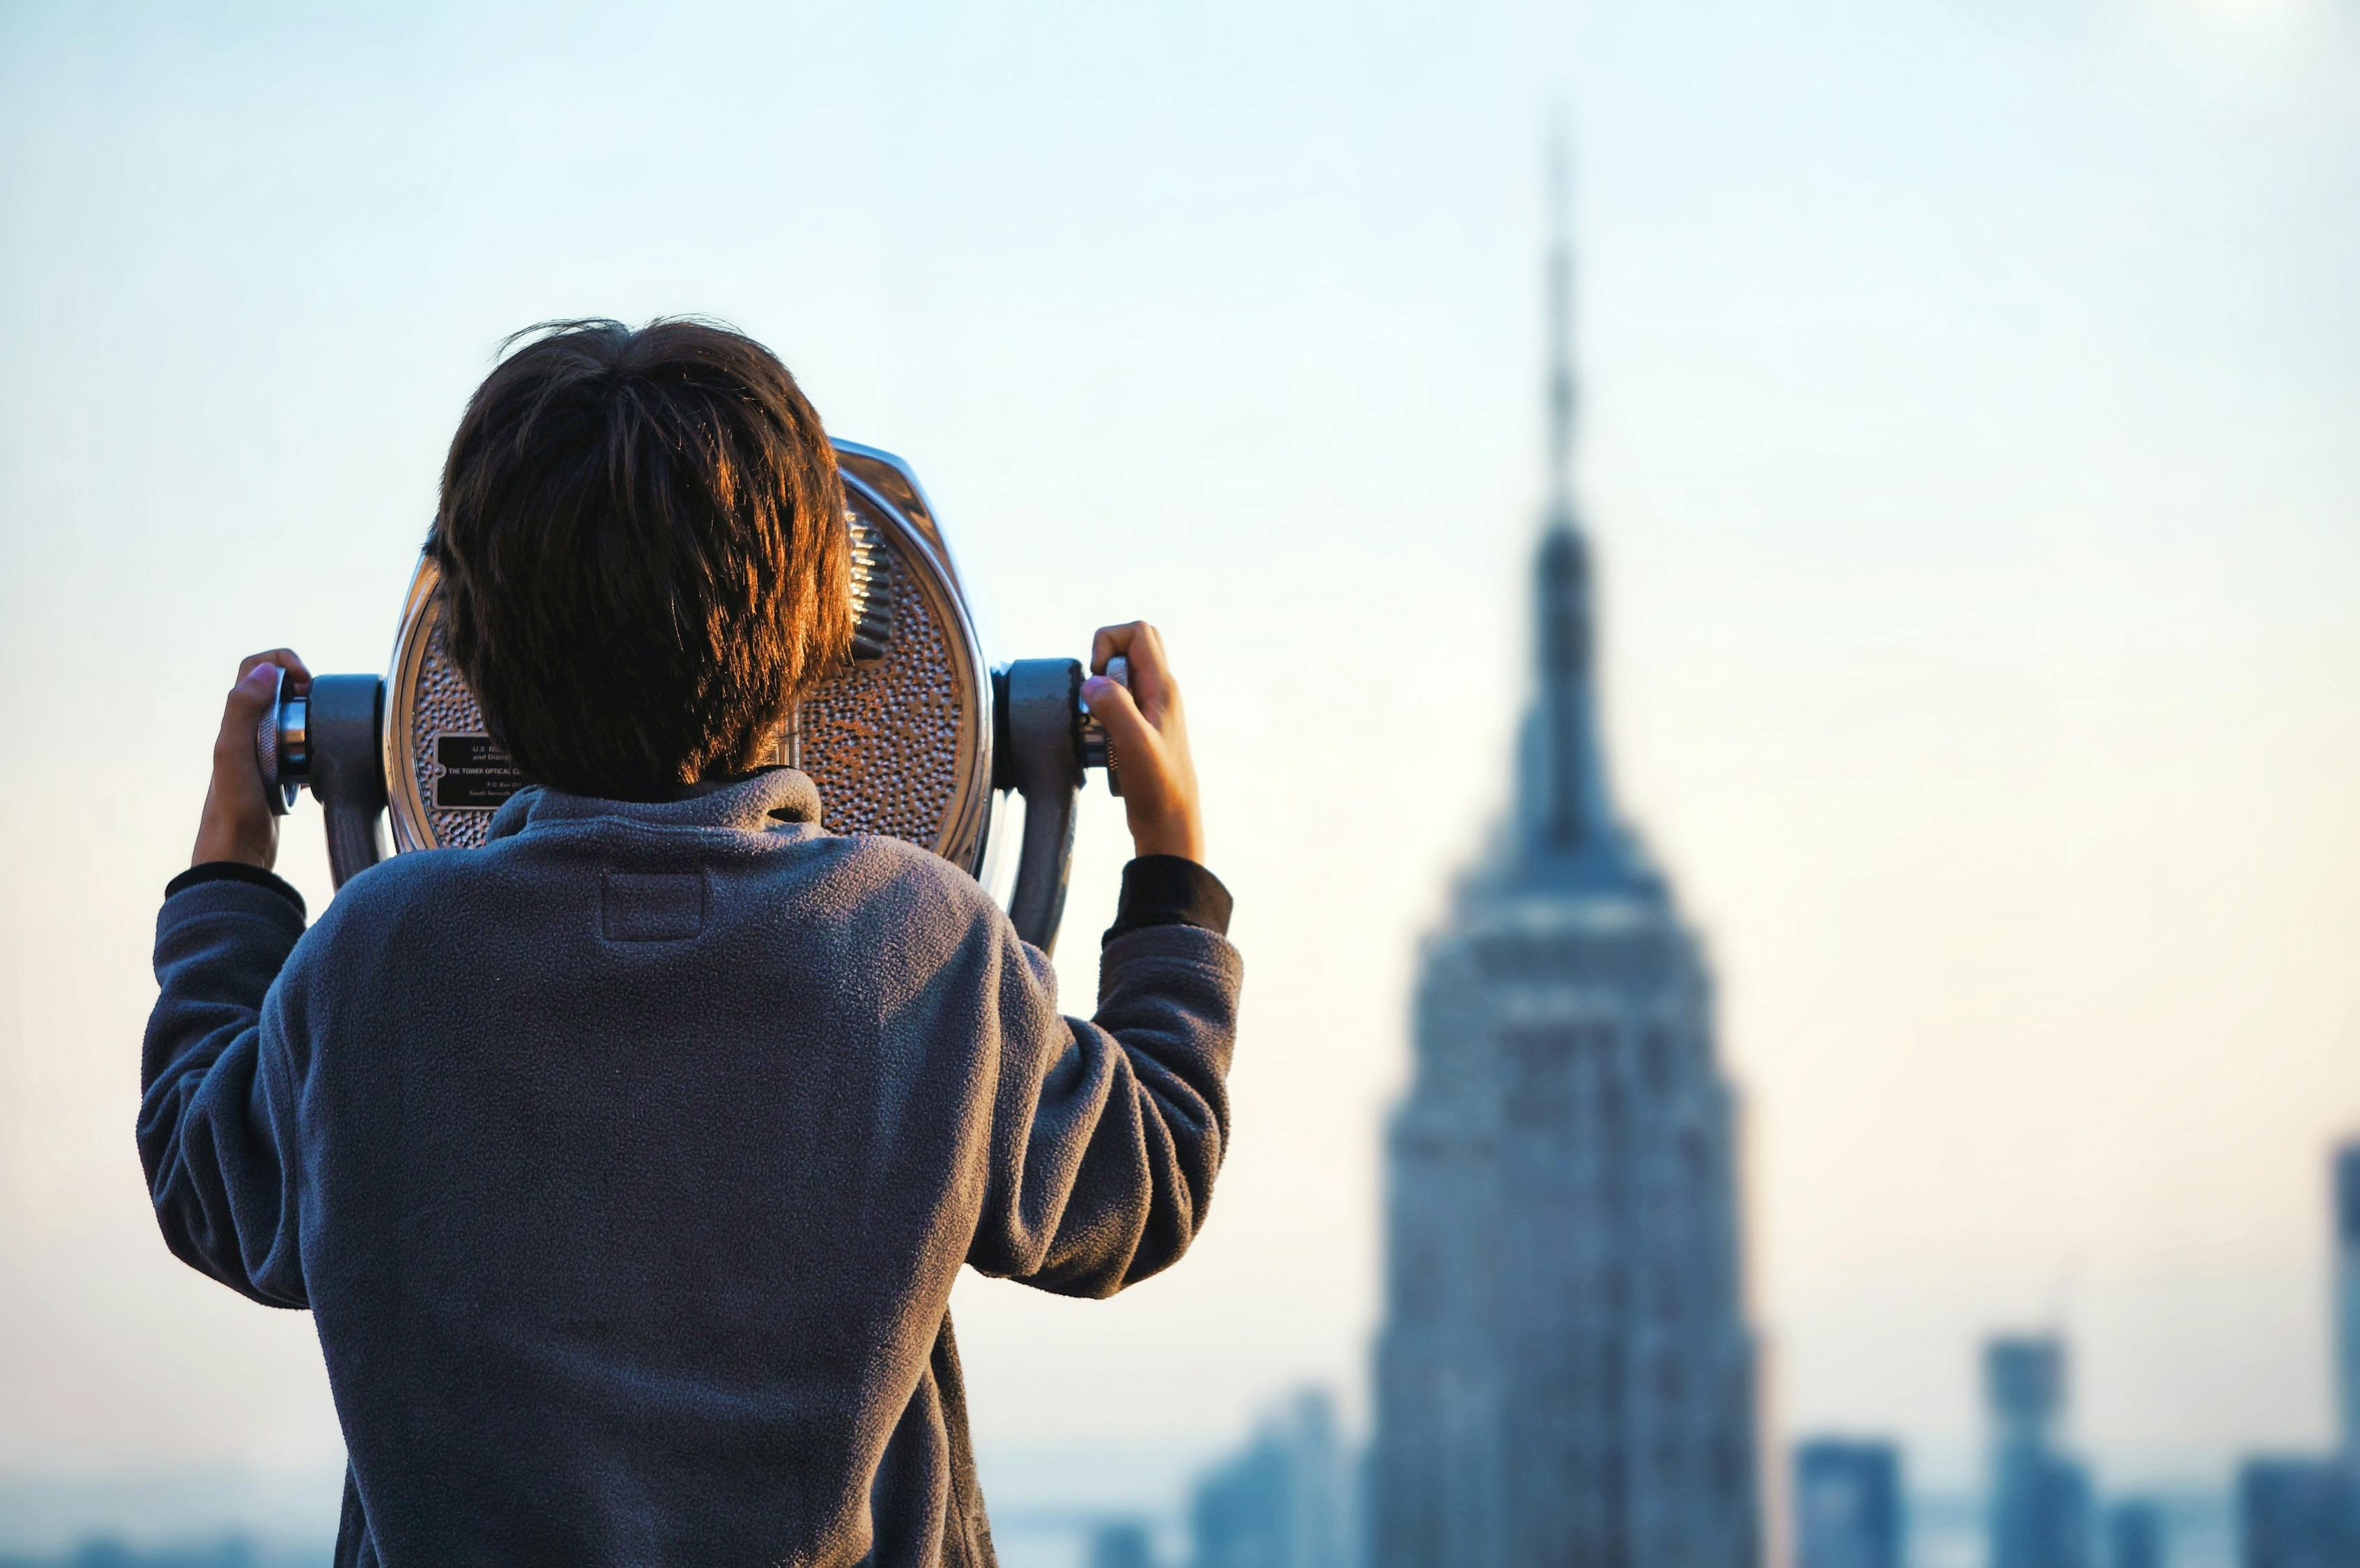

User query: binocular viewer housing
[256,441,1120,953]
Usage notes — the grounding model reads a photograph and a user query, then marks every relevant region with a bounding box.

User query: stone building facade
[1367,160,1760,1568]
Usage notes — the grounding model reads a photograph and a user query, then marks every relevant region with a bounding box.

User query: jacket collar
[484,767,825,843]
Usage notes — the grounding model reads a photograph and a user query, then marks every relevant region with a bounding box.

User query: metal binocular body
[256,441,1120,953]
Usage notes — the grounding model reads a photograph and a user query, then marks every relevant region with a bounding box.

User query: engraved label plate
[431,733,526,810]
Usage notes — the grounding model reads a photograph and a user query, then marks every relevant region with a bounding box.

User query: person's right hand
[1082,622,1205,865]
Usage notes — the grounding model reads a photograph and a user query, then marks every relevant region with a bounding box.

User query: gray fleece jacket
[138,767,1242,1568]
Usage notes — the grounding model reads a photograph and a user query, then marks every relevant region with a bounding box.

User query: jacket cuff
[165,862,307,922]
[1103,856,1232,947]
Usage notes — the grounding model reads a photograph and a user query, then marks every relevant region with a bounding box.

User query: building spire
[1516,112,1629,876]
[1546,109,1576,522]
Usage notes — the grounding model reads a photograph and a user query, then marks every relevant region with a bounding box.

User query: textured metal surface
[385,594,500,852]
[383,453,993,873]
[776,514,981,854]
[1078,654,1127,797]
[254,666,305,815]
[835,443,965,596]
[845,514,894,664]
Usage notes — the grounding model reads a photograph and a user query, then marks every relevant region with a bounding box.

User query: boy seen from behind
[140,319,1243,1568]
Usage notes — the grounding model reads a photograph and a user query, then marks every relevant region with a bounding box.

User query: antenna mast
[1545,111,1575,521]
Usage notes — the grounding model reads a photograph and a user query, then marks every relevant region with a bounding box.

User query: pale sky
[1,0,2356,1542]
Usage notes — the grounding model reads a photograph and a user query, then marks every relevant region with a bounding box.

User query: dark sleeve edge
[1103,855,1232,948]
[165,862,307,921]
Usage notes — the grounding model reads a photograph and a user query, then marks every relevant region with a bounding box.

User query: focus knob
[253,666,309,816]
[1078,655,1128,797]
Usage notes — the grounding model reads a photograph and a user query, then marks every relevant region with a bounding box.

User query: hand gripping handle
[993,656,1127,955]
[252,671,388,889]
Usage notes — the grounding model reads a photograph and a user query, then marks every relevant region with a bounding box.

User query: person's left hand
[193,650,311,870]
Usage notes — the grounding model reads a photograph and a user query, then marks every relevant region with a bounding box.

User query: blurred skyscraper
[1366,141,1760,1568]
[2232,1140,2360,1568]
[1985,1337,2094,1568]
[2336,1142,2360,1468]
[1793,1440,1903,1568]
[2237,1461,2359,1568]
[1087,1520,1159,1568]
[1188,1390,1349,1568]
[2104,1500,2164,1568]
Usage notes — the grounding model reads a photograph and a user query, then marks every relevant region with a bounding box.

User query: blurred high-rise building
[2238,1459,2359,1568]
[1089,1520,1160,1568]
[1366,140,1761,1568]
[2232,1140,2360,1568]
[1793,1440,1903,1568]
[2335,1141,2360,1467]
[2104,1500,2164,1568]
[1188,1389,1349,1568]
[1985,1338,2094,1568]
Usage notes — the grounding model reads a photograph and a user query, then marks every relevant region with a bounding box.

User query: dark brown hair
[430,318,851,799]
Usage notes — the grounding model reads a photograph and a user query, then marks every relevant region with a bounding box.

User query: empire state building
[1367,156,1762,1568]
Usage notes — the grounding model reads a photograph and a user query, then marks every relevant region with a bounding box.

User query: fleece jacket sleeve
[138,875,312,1308]
[965,916,1244,1299]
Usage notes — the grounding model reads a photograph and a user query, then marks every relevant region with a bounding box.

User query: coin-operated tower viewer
[139,319,1243,1568]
